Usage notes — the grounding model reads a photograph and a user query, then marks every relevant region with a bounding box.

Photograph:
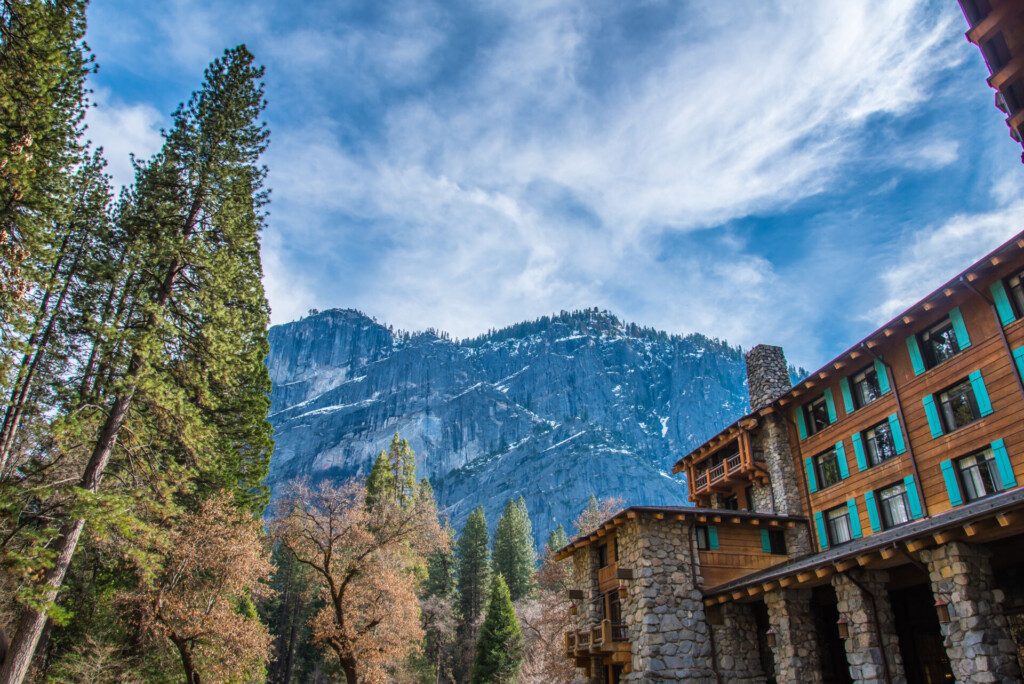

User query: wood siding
[698,524,788,588]
[788,262,1024,549]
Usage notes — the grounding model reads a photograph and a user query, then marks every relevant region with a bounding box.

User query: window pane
[939,380,979,431]
[879,483,910,528]
[807,396,830,433]
[696,527,708,550]
[1009,272,1024,318]
[816,450,841,488]
[827,508,852,545]
[853,367,881,408]
[864,421,897,466]
[922,319,959,368]
[957,449,1003,502]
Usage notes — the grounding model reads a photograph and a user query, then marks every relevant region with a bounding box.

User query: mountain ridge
[265,307,796,545]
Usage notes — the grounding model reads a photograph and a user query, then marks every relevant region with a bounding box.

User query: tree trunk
[171,635,202,684]
[341,659,357,684]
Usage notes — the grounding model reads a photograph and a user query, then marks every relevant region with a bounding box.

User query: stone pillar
[745,344,791,411]
[618,516,716,683]
[831,570,907,684]
[710,602,767,683]
[570,547,601,683]
[920,541,1022,683]
[763,588,824,683]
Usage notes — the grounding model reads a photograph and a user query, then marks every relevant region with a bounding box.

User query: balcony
[687,429,768,501]
[565,620,629,658]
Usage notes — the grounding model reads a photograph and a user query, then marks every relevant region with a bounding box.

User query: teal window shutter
[760,529,771,553]
[847,499,863,538]
[1014,346,1024,382]
[835,441,849,479]
[839,378,854,414]
[887,413,906,455]
[864,491,881,532]
[851,432,868,471]
[708,525,720,550]
[968,370,993,417]
[874,358,891,394]
[991,439,1017,489]
[991,281,1017,326]
[805,457,818,493]
[923,395,944,438]
[824,388,837,423]
[906,335,926,376]
[814,511,828,550]
[904,475,923,519]
[940,459,963,506]
[949,307,971,350]
[795,407,808,441]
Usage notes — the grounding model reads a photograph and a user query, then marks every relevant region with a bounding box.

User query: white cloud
[263,0,967,355]
[84,88,164,189]
[872,202,1024,322]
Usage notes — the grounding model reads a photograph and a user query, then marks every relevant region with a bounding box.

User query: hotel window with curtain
[938,379,981,432]
[804,394,830,435]
[851,365,882,409]
[814,448,843,489]
[956,448,1006,502]
[825,505,853,547]
[863,420,898,467]
[876,481,911,529]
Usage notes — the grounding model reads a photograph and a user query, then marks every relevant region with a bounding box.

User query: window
[596,543,609,568]
[919,316,961,369]
[956,448,1006,502]
[877,482,911,529]
[721,494,739,511]
[814,448,842,489]
[766,530,786,555]
[851,365,882,409]
[1008,269,1024,318]
[825,506,853,547]
[938,379,980,432]
[863,420,898,467]
[804,394,830,435]
[695,525,709,550]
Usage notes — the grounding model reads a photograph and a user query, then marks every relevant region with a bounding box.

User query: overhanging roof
[553,505,807,561]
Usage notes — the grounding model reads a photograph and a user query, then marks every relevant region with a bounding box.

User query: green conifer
[545,524,569,556]
[492,497,536,601]
[365,450,395,510]
[470,576,523,684]
[457,506,491,626]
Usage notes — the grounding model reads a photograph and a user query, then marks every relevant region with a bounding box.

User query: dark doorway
[751,601,776,684]
[811,585,853,684]
[890,584,953,683]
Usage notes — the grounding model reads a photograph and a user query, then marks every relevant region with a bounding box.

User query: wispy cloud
[84,0,1010,369]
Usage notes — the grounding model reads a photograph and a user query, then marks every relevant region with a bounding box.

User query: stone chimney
[745,344,791,411]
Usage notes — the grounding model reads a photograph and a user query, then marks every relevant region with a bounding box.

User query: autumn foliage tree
[573,495,625,536]
[119,494,273,684]
[271,478,445,683]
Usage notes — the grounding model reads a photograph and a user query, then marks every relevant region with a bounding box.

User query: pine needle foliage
[471,576,523,684]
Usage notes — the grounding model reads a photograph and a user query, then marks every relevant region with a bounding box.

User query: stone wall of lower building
[710,602,768,683]
[617,515,716,682]
[831,570,906,684]
[920,541,1023,683]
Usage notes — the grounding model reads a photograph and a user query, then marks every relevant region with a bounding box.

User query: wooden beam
[880,547,897,561]
[712,516,722,523]
[856,554,874,567]
[815,566,833,579]
[778,577,795,588]
[675,514,685,522]
[750,518,761,526]
[746,586,762,597]
[905,538,931,553]
[768,520,780,528]
[997,512,1019,528]
[943,287,955,297]
[761,581,779,592]
[933,530,961,545]
[731,591,745,601]
[697,515,708,523]
[963,521,988,537]
[730,517,741,525]
[626,511,637,520]
[786,521,797,529]
[835,559,858,572]
[654,512,665,520]
[796,571,815,584]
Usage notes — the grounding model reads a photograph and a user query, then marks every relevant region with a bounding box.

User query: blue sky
[84,0,1024,370]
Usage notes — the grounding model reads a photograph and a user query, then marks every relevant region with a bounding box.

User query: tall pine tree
[492,497,536,601]
[457,506,491,628]
[471,576,523,684]
[0,45,274,682]
[545,524,569,557]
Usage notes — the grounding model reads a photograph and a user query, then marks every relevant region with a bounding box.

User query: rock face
[266,308,759,545]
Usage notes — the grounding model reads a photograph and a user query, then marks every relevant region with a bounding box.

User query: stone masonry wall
[745,344,791,411]
[764,588,824,683]
[710,602,768,683]
[831,570,906,684]
[920,541,1022,683]
[617,516,716,682]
